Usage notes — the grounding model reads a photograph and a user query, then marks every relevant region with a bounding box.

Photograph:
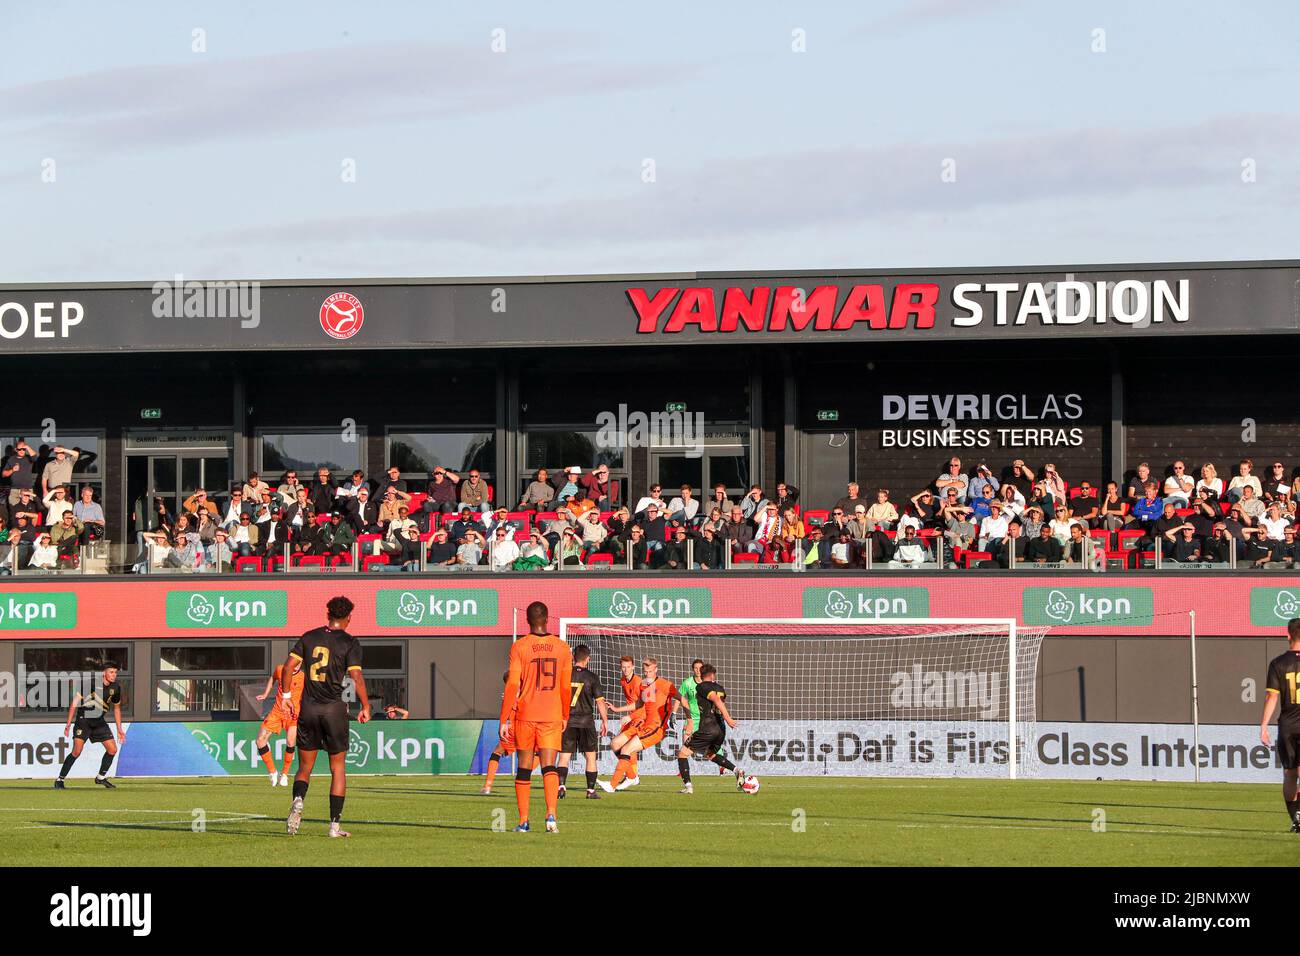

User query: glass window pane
[361,643,405,671]
[656,456,703,491]
[22,645,130,673]
[158,645,267,673]
[18,645,131,717]
[387,433,495,476]
[151,457,177,494]
[0,434,102,477]
[155,678,241,714]
[351,677,407,715]
[260,432,364,474]
[203,457,230,495]
[708,454,750,494]
[524,431,623,470]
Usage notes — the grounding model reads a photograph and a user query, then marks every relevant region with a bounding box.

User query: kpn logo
[376,589,498,626]
[1023,587,1152,626]
[803,587,929,620]
[166,591,288,628]
[1249,588,1300,626]
[0,592,77,629]
[346,728,371,768]
[588,588,712,619]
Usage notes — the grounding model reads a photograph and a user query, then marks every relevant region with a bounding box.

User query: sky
[2,0,1298,282]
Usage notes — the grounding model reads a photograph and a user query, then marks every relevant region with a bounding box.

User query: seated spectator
[832,482,865,516]
[667,485,699,525]
[1203,523,1233,563]
[996,483,1025,520]
[319,511,354,558]
[751,502,782,555]
[379,487,413,526]
[971,483,997,520]
[865,489,898,531]
[230,511,260,557]
[243,471,272,502]
[1163,460,1194,508]
[739,485,769,522]
[604,506,630,539]
[580,509,608,556]
[623,525,650,569]
[50,510,83,566]
[1188,491,1221,536]
[967,463,999,504]
[519,530,551,567]
[518,469,555,510]
[40,445,80,497]
[934,459,967,500]
[801,525,824,567]
[554,467,583,502]
[1040,463,1066,503]
[425,466,460,514]
[826,528,858,568]
[994,521,1027,568]
[942,500,976,557]
[459,469,491,512]
[348,486,383,534]
[381,466,406,494]
[390,523,424,570]
[310,468,337,514]
[692,525,723,569]
[822,506,853,541]
[908,489,939,527]
[640,504,668,553]
[449,506,486,543]
[285,488,315,536]
[1027,480,1057,517]
[277,470,305,506]
[1263,460,1291,504]
[1020,504,1046,540]
[580,464,613,509]
[1270,525,1300,567]
[1237,484,1265,523]
[2,439,37,507]
[773,481,799,512]
[1048,505,1079,545]
[220,487,252,529]
[1225,458,1261,503]
[1165,524,1202,563]
[1024,524,1064,563]
[1141,502,1185,555]
[205,527,232,570]
[426,527,458,565]
[1196,463,1223,500]
[1099,482,1126,531]
[1258,502,1290,542]
[773,507,805,563]
[846,505,870,543]
[1071,481,1100,527]
[455,529,484,566]
[633,483,667,518]
[43,486,73,525]
[1124,462,1153,501]
[566,488,598,522]
[259,510,290,559]
[488,525,520,569]
[1005,459,1036,499]
[720,506,754,554]
[659,527,690,570]
[383,507,419,556]
[1064,523,1094,566]
[703,483,735,519]
[1131,483,1164,529]
[699,506,726,535]
[183,488,220,519]
[889,525,930,568]
[979,501,1010,551]
[29,531,59,570]
[557,528,583,567]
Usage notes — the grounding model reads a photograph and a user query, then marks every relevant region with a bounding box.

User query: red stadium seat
[330,553,354,568]
[586,552,614,566]
[267,553,286,573]
[962,551,992,569]
[731,552,759,564]
[407,492,428,512]
[803,509,830,527]
[362,554,389,571]
[234,556,262,573]
[294,554,326,569]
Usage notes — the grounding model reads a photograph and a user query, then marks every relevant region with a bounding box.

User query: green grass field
[0,775,1292,866]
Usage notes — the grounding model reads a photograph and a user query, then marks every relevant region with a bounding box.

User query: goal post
[558,618,1046,779]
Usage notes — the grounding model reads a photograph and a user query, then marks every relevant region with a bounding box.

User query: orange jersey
[634,676,678,732]
[620,673,642,705]
[273,664,304,711]
[501,633,574,724]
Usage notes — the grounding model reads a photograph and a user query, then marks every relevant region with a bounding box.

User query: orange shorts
[635,724,666,749]
[497,723,517,754]
[514,720,563,753]
[261,706,296,735]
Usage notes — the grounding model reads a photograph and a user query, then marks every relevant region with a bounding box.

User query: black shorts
[296,701,350,755]
[562,724,599,754]
[1277,722,1300,769]
[73,719,113,744]
[685,726,725,758]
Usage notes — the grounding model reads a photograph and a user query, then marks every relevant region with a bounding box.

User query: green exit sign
[665,402,688,413]
[816,409,839,422]
[140,408,162,420]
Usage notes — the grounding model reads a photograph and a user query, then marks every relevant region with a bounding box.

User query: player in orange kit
[482,671,540,795]
[598,657,680,794]
[500,601,572,833]
[254,662,304,786]
[612,655,642,789]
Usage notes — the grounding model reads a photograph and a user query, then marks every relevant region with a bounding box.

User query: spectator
[822,506,853,542]
[556,528,582,567]
[1165,524,1202,563]
[318,511,353,558]
[1020,505,1045,540]
[942,498,976,557]
[580,464,613,509]
[73,486,105,543]
[309,468,337,514]
[566,488,598,522]
[1225,458,1261,503]
[519,529,551,566]
[12,513,38,568]
[1064,524,1093,566]
[383,506,419,556]
[379,487,413,526]
[459,469,491,511]
[995,521,1027,568]
[967,463,999,504]
[833,482,865,515]
[1099,482,1126,531]
[381,466,407,494]
[348,486,383,534]
[908,489,939,527]
[739,485,769,522]
[801,525,824,567]
[333,470,366,501]
[43,486,73,525]
[827,529,858,568]
[518,469,554,510]
[640,504,667,555]
[1024,524,1064,563]
[865,489,898,532]
[555,467,583,502]
[426,528,457,566]
[425,466,460,514]
[659,527,690,570]
[1196,463,1223,500]
[285,487,314,534]
[204,527,232,571]
[1040,463,1065,504]
[488,525,520,569]
[1071,481,1100,527]
[1271,525,1300,566]
[604,506,630,539]
[720,506,754,555]
[751,502,782,556]
[889,526,930,568]
[703,483,735,519]
[220,488,251,529]
[1188,490,1221,537]
[1203,523,1233,563]
[1163,460,1194,508]
[390,523,424,570]
[50,511,83,566]
[1131,483,1164,530]
[980,501,1010,552]
[996,482,1026,520]
[259,510,290,561]
[29,531,59,571]
[579,509,608,556]
[1142,502,1185,555]
[846,505,870,543]
[40,446,80,497]
[2,440,38,506]
[633,483,667,518]
[971,483,997,521]
[934,459,967,499]
[449,506,486,543]
[243,470,272,502]
[773,482,799,512]
[699,506,726,535]
[1263,460,1291,504]
[773,507,805,563]
[276,470,305,506]
[230,512,260,557]
[1259,501,1290,542]
[455,529,484,566]
[1124,462,1153,501]
[693,525,723,570]
[1005,459,1037,499]
[1237,484,1265,523]
[183,488,220,519]
[667,485,699,525]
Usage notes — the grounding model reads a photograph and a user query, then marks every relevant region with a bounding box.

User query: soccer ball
[740,774,760,795]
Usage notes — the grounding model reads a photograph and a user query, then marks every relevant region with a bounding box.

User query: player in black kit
[676,663,741,794]
[283,596,370,838]
[556,644,608,800]
[1260,616,1300,832]
[55,661,125,789]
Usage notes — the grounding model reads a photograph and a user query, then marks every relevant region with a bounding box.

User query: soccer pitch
[0,776,1292,866]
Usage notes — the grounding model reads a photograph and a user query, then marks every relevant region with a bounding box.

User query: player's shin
[292,779,309,800]
[485,754,501,790]
[678,758,691,784]
[97,751,115,778]
[710,753,735,772]
[586,769,598,791]
[541,765,560,816]
[258,744,277,775]
[57,752,78,780]
[556,765,568,789]
[281,746,295,777]
[610,755,629,788]
[514,767,532,823]
[329,793,345,824]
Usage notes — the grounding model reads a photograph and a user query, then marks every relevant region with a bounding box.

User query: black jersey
[566,667,604,729]
[696,680,727,731]
[291,626,362,706]
[1266,649,1300,724]
[76,680,121,724]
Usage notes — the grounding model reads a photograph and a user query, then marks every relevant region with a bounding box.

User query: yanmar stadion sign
[0,260,1295,353]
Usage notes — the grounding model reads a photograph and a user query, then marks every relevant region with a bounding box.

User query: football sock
[258,744,276,774]
[514,768,532,823]
[557,766,569,788]
[678,758,691,783]
[611,758,629,788]
[629,752,638,778]
[329,794,345,824]
[541,766,559,816]
[58,753,78,779]
[585,770,598,791]
[1287,798,1298,822]
[281,746,295,777]
[485,754,501,789]
[97,751,115,777]
[711,754,736,772]
[292,779,309,800]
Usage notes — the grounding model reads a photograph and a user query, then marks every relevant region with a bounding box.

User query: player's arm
[280,645,303,716]
[499,648,523,737]
[710,691,738,729]
[255,675,275,702]
[559,655,574,727]
[351,667,371,723]
[596,695,609,736]
[1260,683,1280,745]
[63,692,81,737]
[114,700,125,742]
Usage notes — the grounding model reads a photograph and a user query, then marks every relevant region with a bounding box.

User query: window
[16,644,132,719]
[348,641,407,717]
[0,432,106,505]
[519,429,626,504]
[387,431,494,478]
[259,430,365,476]
[154,643,269,717]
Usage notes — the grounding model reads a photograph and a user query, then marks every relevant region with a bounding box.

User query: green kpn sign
[802,586,929,620]
[1249,587,1300,626]
[376,589,498,627]
[166,590,288,628]
[0,592,77,629]
[1022,587,1153,627]
[587,587,712,620]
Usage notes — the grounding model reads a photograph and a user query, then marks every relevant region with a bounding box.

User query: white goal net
[558,618,1047,778]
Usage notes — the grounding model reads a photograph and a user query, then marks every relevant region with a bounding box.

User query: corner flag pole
[1190,609,1201,784]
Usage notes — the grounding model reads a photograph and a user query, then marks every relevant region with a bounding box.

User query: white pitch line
[19,813,270,830]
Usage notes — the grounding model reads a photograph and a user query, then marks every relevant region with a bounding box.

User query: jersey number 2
[310,647,330,682]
